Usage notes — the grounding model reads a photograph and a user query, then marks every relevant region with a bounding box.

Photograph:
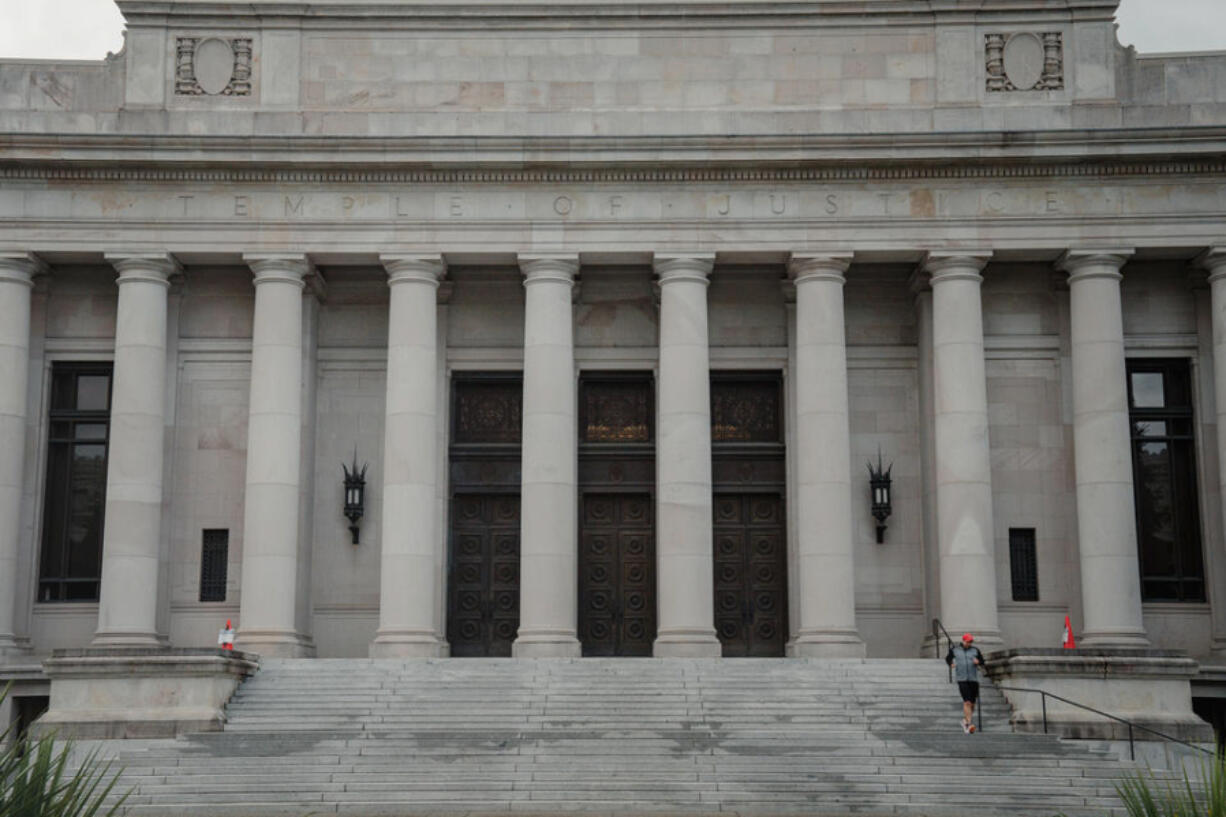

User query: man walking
[945,632,985,734]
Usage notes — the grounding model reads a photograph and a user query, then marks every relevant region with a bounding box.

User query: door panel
[579,493,656,656]
[447,494,520,657]
[713,493,787,657]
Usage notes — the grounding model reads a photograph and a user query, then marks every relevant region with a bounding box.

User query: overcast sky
[0,0,1223,60]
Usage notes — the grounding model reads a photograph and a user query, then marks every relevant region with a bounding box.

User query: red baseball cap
[962,633,974,642]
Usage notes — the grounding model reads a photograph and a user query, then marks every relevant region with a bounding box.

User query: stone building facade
[1,0,1226,670]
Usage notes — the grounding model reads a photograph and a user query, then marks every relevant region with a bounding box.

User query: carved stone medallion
[195,39,237,95]
[1002,33,1045,91]
[986,32,1063,92]
[175,37,253,96]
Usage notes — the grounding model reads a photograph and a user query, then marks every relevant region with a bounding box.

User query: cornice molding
[3,127,1226,179]
[115,0,1121,29]
[3,159,1225,186]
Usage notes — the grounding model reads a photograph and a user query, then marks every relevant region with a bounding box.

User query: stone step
[94,658,1154,817]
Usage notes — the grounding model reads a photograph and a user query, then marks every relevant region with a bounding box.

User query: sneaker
[961,720,970,734]
[967,723,976,734]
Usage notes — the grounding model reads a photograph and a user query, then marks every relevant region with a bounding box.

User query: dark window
[1009,528,1038,602]
[1127,359,1204,602]
[452,378,523,445]
[710,375,782,443]
[199,529,229,602]
[38,364,112,602]
[12,695,50,750]
[580,375,653,443]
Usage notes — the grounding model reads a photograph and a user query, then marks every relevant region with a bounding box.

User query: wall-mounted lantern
[867,448,893,544]
[342,451,368,545]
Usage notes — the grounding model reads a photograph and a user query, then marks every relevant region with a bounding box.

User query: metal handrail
[994,683,1213,762]
[932,618,981,733]
[931,619,1211,760]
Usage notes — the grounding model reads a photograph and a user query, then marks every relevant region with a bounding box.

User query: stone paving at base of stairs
[90,658,1174,816]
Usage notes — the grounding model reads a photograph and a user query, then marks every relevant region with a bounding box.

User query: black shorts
[957,681,979,703]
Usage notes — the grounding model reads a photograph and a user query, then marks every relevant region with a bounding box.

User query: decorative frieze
[986,32,1063,92]
[175,37,252,96]
[4,158,1221,185]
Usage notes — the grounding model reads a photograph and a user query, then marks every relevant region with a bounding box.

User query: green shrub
[1115,753,1226,817]
[0,684,128,817]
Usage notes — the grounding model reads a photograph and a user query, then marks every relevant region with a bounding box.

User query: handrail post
[1041,693,1048,734]
[1129,723,1134,762]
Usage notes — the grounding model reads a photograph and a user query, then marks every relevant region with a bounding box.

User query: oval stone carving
[194,38,235,95]
[1002,32,1045,91]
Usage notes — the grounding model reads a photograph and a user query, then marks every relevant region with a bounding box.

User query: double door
[578,493,656,656]
[713,492,788,657]
[446,493,521,657]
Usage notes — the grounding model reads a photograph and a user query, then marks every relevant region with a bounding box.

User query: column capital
[1057,249,1134,282]
[380,254,446,287]
[104,252,181,288]
[0,251,46,287]
[788,252,853,285]
[653,253,714,285]
[920,251,992,283]
[1196,246,1226,282]
[518,253,579,285]
[243,253,313,288]
[907,269,931,295]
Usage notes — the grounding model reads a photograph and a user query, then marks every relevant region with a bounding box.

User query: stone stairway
[101,658,1155,816]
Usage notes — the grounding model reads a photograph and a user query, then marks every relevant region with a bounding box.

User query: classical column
[371,255,447,657]
[0,253,42,655]
[924,252,1002,649]
[236,254,313,656]
[787,254,865,656]
[513,254,581,657]
[1200,248,1226,656]
[912,272,942,651]
[653,254,721,657]
[1058,250,1149,646]
[93,253,179,647]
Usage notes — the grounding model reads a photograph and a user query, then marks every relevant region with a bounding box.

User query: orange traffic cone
[1062,615,1076,649]
[219,619,236,650]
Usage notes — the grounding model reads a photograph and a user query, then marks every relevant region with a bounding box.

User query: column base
[369,630,447,658]
[513,631,581,657]
[90,631,168,649]
[788,630,867,658]
[931,627,1005,653]
[0,634,31,658]
[1079,629,1150,649]
[235,629,316,658]
[653,629,722,658]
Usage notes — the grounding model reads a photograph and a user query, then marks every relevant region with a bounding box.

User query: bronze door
[713,493,788,657]
[579,493,656,656]
[446,494,520,657]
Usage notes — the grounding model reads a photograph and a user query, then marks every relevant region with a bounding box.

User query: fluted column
[787,253,866,657]
[0,253,42,655]
[93,253,179,647]
[513,254,581,657]
[237,254,313,656]
[653,254,721,657]
[371,255,447,657]
[924,252,1002,649]
[1059,250,1148,647]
